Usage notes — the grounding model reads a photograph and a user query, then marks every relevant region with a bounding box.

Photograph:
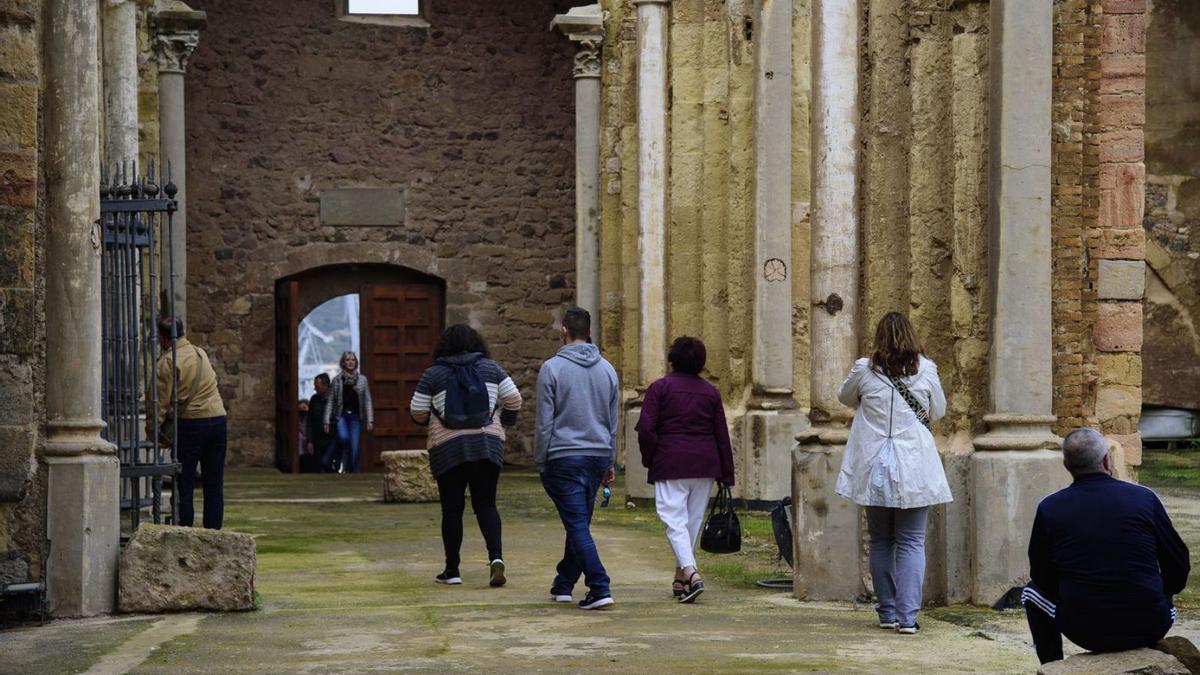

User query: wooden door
[360,282,443,471]
[274,279,300,473]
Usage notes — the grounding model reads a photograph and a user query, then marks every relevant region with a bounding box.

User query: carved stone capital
[154,30,200,73]
[552,4,605,79]
[573,37,602,79]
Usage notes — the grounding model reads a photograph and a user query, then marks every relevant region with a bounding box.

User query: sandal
[679,571,705,604]
[672,578,686,600]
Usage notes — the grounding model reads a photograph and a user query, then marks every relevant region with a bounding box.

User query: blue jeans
[177,416,227,529]
[865,506,929,626]
[541,455,611,597]
[336,413,362,473]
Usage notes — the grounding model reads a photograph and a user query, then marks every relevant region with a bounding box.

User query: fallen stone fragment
[382,450,439,503]
[1038,648,1189,675]
[1153,637,1200,675]
[118,524,256,613]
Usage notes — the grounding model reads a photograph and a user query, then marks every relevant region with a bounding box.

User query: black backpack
[435,359,493,429]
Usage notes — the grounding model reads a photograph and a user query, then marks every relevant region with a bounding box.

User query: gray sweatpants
[865,506,930,627]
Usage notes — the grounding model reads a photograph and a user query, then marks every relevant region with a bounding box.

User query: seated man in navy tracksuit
[1022,428,1191,664]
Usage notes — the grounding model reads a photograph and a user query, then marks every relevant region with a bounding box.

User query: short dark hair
[157,315,183,340]
[433,323,490,359]
[314,373,330,385]
[668,336,706,375]
[562,307,591,340]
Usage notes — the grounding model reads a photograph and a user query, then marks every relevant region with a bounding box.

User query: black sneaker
[489,559,506,587]
[579,593,614,610]
[435,572,462,585]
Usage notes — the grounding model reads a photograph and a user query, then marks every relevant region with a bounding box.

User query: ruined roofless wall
[184,0,582,466]
[597,0,1145,471]
[1143,0,1200,412]
[0,0,48,585]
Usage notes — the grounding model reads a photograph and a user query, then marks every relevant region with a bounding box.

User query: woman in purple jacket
[636,336,736,604]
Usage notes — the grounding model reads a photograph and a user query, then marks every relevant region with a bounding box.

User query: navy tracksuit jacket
[1027,472,1191,652]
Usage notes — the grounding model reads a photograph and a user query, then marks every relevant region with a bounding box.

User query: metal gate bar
[99,160,180,541]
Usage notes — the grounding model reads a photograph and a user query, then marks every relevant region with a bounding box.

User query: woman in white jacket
[836,312,951,635]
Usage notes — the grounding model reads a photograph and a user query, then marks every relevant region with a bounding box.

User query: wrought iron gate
[99,161,180,540]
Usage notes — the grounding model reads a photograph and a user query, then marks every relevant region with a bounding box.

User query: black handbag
[700,486,742,554]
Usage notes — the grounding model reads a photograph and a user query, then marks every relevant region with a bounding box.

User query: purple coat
[636,372,735,485]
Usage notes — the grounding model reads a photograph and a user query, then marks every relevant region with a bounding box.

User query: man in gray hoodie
[536,307,620,610]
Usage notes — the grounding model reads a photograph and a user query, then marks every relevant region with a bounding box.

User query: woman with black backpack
[410,324,523,587]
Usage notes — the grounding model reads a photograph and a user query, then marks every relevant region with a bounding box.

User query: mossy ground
[16,464,1200,673]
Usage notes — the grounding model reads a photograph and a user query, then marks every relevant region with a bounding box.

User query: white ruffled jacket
[834,356,953,509]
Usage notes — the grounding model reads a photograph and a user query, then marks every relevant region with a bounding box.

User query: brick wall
[0,0,47,583]
[1091,0,1148,470]
[184,0,583,466]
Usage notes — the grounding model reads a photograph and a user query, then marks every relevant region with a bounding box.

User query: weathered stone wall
[1089,0,1148,471]
[184,0,583,466]
[598,0,811,406]
[858,0,991,441]
[1143,0,1200,412]
[0,0,47,583]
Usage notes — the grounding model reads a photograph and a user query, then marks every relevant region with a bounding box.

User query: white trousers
[654,478,714,569]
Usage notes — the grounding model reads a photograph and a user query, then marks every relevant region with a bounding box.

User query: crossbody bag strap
[889,374,930,428]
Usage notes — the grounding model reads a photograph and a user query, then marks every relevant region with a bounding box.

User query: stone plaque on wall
[319,188,405,226]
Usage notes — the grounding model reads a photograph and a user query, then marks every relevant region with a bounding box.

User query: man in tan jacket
[154,316,227,529]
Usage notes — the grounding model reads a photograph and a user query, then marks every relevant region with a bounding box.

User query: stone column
[740,0,807,502]
[635,0,668,384]
[622,0,669,500]
[792,0,863,601]
[152,4,205,321]
[102,0,140,168]
[43,0,119,617]
[552,5,604,341]
[970,0,1068,604]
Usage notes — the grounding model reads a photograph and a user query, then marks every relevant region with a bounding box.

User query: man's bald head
[1062,428,1109,476]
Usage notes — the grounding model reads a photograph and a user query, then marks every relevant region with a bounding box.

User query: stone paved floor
[2,468,1199,674]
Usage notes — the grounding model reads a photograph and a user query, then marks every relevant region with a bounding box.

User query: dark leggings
[436,459,502,575]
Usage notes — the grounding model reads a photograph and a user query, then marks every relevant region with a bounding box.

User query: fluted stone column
[43,0,119,617]
[103,0,140,168]
[552,5,604,340]
[153,4,205,321]
[792,0,863,601]
[970,0,1068,604]
[741,0,807,502]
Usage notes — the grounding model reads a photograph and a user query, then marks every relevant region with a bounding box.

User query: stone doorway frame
[273,261,446,474]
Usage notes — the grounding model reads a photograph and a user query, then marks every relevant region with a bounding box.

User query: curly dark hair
[870,312,924,378]
[433,323,490,359]
[668,336,706,375]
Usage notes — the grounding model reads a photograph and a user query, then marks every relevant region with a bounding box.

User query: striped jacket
[323,371,374,427]
[409,353,522,478]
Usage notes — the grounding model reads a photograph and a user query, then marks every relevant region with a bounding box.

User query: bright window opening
[347,0,420,15]
[298,294,360,400]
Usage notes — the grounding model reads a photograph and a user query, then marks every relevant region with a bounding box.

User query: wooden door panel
[361,281,442,471]
[274,280,299,473]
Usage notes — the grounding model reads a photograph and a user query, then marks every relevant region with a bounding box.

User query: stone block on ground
[1153,637,1200,675]
[1038,649,1189,675]
[118,524,256,613]
[382,450,439,503]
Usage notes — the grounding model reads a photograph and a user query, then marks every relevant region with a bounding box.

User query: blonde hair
[870,312,924,378]
[339,351,359,372]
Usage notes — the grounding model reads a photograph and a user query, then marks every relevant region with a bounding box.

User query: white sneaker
[897,623,920,635]
[879,621,899,630]
[552,594,572,603]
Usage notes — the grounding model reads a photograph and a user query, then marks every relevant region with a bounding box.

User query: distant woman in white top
[836,311,951,635]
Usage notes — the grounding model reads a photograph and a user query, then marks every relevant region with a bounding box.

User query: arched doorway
[275,264,445,473]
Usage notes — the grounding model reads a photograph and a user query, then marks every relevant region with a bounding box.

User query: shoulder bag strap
[889,374,930,428]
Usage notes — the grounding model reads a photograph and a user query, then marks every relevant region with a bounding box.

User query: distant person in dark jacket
[636,336,735,604]
[306,373,337,472]
[1022,428,1190,664]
